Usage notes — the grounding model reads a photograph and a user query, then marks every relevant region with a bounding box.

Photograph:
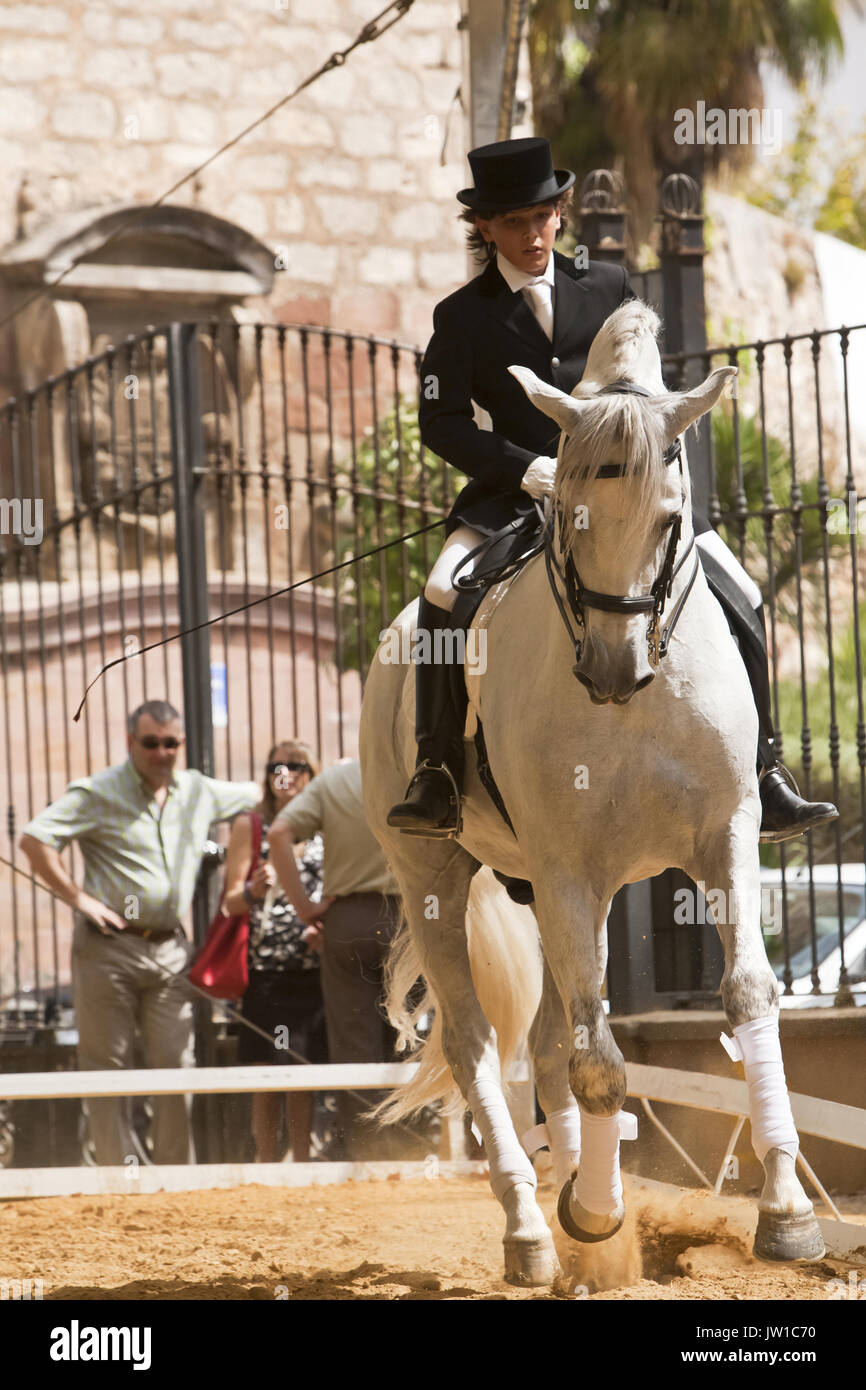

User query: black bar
[167,321,217,1160]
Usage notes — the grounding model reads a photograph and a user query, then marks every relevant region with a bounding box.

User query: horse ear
[508,365,590,432]
[659,366,737,437]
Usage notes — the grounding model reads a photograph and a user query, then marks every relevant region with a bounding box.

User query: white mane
[556,301,672,537]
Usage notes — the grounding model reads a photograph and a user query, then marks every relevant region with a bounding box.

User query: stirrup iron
[396,759,463,840]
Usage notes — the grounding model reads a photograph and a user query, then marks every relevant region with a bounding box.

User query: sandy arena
[2,1173,863,1300]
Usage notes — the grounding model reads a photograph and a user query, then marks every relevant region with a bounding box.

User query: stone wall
[703,190,866,681]
[0,0,468,346]
[705,189,866,496]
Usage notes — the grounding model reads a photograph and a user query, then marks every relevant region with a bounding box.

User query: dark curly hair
[460,188,575,263]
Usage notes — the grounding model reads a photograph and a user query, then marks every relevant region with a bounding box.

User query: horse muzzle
[572,643,656,704]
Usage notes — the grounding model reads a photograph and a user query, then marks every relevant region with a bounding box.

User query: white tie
[522,281,553,341]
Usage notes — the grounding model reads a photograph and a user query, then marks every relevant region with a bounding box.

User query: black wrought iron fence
[0,321,449,1035]
[1,317,864,1039]
[664,322,866,1004]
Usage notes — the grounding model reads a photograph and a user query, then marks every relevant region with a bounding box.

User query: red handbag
[188,813,262,1000]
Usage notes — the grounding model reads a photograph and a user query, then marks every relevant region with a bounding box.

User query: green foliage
[775,601,865,773]
[527,0,846,244]
[744,92,866,251]
[711,402,860,862]
[766,602,866,867]
[336,400,452,674]
[814,145,866,249]
[710,407,846,613]
[744,94,825,224]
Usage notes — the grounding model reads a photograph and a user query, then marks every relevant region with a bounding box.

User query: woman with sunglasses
[223,741,325,1163]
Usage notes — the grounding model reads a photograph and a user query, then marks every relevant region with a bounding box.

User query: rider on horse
[387,138,837,845]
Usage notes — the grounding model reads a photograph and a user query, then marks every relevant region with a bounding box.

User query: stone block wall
[0,0,469,345]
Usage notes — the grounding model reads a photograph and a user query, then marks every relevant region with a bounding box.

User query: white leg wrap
[521,1105,583,1186]
[719,1015,799,1165]
[571,1109,638,1216]
[546,1106,583,1186]
[468,1077,538,1201]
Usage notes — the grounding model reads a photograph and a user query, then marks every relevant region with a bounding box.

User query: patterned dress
[238,825,328,1067]
[247,828,324,973]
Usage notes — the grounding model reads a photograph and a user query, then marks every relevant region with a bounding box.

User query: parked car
[760,863,866,1003]
[0,984,75,1039]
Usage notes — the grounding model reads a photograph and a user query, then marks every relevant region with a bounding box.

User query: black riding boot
[386,595,467,836]
[702,554,838,843]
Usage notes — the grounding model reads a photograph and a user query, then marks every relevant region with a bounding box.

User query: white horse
[359,301,824,1287]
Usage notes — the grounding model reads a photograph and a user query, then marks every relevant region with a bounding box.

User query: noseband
[542,378,700,675]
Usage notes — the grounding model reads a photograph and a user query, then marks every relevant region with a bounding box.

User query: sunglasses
[137,735,184,750]
[266,760,312,776]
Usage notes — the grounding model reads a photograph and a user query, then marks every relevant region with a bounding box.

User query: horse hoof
[557,1177,625,1244]
[503,1233,560,1287]
[753,1209,825,1263]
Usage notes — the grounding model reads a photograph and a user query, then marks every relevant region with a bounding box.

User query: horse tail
[375,866,543,1125]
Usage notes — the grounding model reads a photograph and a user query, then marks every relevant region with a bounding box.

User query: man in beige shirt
[268,757,402,1159]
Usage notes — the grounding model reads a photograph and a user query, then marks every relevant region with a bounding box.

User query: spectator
[19,699,260,1165]
[267,757,402,1160]
[222,740,326,1163]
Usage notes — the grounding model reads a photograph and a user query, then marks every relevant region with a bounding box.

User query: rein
[542,378,700,675]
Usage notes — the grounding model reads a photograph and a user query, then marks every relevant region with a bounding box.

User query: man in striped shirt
[20,699,260,1165]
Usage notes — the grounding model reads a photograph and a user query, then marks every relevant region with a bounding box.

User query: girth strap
[474,719,515,835]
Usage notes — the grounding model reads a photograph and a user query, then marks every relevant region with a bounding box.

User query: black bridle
[542,379,700,675]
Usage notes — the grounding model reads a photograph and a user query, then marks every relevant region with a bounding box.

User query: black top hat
[457,137,575,213]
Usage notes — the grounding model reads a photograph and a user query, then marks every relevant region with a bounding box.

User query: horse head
[510,303,736,704]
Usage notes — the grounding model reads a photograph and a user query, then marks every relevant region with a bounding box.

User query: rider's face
[476,202,561,273]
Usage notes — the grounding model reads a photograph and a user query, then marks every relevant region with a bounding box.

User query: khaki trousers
[71,916,194,1165]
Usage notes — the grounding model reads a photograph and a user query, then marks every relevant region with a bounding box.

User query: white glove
[520,455,558,500]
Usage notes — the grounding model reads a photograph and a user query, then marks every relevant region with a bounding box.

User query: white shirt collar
[496,248,555,294]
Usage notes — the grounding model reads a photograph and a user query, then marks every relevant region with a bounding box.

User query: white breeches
[425,524,763,615]
[695,531,763,610]
[424,525,486,611]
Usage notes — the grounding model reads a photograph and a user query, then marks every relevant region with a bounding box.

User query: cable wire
[73,515,446,720]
